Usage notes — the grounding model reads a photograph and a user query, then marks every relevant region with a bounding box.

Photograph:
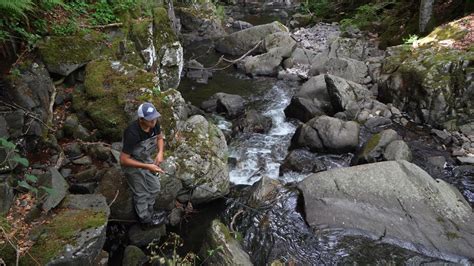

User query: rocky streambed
[0,1,473,265]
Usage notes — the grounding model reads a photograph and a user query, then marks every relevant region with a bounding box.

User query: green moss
[152,7,177,50]
[217,220,233,241]
[78,59,156,140]
[362,133,382,156]
[0,210,106,265]
[148,89,179,139]
[445,231,460,240]
[427,23,468,41]
[84,60,111,98]
[38,31,107,66]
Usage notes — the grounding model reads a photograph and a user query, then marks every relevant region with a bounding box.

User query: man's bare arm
[120,152,164,173]
[155,133,165,165]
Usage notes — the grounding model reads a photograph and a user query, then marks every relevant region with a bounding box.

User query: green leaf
[18,180,33,190]
[25,174,38,183]
[12,156,29,167]
[0,138,16,149]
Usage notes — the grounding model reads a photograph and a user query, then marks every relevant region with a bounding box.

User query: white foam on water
[229,85,299,185]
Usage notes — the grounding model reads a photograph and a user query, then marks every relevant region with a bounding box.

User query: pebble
[452,148,466,157]
[72,156,92,165]
[457,156,474,165]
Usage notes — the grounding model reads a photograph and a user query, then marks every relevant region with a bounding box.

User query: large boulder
[73,59,157,140]
[284,75,333,122]
[279,149,327,174]
[4,62,52,138]
[97,167,135,221]
[283,48,320,68]
[215,21,288,55]
[176,4,226,41]
[200,219,253,266]
[38,32,110,76]
[357,129,401,163]
[201,93,246,119]
[1,194,110,265]
[309,56,370,84]
[39,167,69,212]
[324,74,373,113]
[157,41,184,90]
[74,59,188,141]
[232,109,272,134]
[378,16,474,130]
[290,115,360,154]
[167,115,229,204]
[297,160,474,262]
[241,49,285,76]
[240,31,296,76]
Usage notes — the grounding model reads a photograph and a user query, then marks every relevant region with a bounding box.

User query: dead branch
[184,40,263,71]
[108,190,120,207]
[230,208,244,233]
[77,140,112,147]
[48,84,57,127]
[0,100,55,132]
[79,23,123,29]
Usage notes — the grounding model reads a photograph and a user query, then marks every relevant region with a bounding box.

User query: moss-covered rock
[200,219,252,266]
[378,16,474,130]
[175,3,226,40]
[74,59,156,140]
[38,31,109,76]
[164,115,229,204]
[0,194,109,265]
[123,245,147,266]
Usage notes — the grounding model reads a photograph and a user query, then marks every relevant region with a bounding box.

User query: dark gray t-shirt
[122,120,161,155]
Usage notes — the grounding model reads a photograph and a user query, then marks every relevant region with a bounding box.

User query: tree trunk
[419,0,435,33]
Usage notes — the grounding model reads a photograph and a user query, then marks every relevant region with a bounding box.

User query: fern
[0,0,33,17]
[39,0,63,10]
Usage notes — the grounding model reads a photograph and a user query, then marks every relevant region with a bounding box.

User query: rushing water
[176,10,474,265]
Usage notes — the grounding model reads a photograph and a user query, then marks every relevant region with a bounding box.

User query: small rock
[128,224,166,247]
[39,167,69,211]
[64,142,82,158]
[457,156,474,165]
[383,140,412,162]
[60,168,72,178]
[427,156,446,169]
[122,245,147,266]
[452,148,466,157]
[169,207,184,226]
[73,156,93,165]
[431,129,452,144]
[73,166,98,182]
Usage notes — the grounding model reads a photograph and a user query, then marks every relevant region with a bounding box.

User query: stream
[175,7,474,264]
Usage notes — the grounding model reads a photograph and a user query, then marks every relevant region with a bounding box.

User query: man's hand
[154,152,164,165]
[147,164,165,174]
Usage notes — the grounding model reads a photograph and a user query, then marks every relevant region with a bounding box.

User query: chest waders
[122,135,160,223]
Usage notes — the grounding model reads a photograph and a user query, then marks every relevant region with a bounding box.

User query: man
[120,102,167,226]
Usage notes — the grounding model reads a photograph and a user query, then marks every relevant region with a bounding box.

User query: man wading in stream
[119,102,168,226]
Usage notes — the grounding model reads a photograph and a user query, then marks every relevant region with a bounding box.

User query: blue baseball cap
[137,102,161,121]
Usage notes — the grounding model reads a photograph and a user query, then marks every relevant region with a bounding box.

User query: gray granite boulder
[290,115,360,154]
[298,160,474,263]
[215,21,288,55]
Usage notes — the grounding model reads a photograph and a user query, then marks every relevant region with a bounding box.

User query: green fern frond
[39,0,63,9]
[0,0,34,16]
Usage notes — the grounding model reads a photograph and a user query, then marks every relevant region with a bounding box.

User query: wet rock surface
[298,160,474,263]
